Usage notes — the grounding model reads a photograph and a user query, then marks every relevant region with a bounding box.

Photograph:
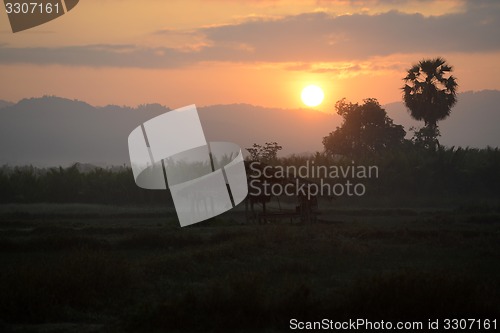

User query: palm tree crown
[402,57,458,129]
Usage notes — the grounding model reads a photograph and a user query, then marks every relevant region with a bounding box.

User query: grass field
[0,202,499,332]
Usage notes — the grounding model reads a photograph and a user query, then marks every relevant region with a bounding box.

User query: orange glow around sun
[301,85,324,107]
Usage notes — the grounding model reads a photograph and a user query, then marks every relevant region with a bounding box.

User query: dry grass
[0,205,498,332]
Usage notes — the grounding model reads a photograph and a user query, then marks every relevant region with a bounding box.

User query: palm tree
[402,57,458,147]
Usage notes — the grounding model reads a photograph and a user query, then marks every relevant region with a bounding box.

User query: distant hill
[199,103,339,158]
[0,90,499,166]
[0,97,171,166]
[0,100,13,109]
[385,90,500,148]
[0,96,339,166]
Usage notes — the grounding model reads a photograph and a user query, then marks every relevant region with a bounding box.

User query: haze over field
[0,90,499,166]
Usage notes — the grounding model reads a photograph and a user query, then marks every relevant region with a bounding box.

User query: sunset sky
[0,0,499,111]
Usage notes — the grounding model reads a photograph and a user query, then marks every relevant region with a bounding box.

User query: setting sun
[301,85,324,107]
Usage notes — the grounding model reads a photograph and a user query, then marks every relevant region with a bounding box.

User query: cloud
[0,44,191,68]
[200,5,500,60]
[0,2,498,68]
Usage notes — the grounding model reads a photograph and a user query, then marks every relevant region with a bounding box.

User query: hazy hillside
[0,90,499,166]
[385,90,500,148]
[199,104,339,157]
[0,100,13,109]
[0,97,169,166]
[0,97,339,166]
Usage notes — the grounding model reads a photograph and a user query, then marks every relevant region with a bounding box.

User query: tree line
[1,145,499,205]
[0,164,171,205]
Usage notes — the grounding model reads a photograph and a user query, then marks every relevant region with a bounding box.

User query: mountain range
[0,90,499,166]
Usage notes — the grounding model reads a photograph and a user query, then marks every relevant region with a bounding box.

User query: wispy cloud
[0,2,498,68]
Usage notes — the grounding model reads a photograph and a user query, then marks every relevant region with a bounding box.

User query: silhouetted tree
[402,57,458,148]
[323,98,406,157]
[246,142,282,163]
[410,126,441,150]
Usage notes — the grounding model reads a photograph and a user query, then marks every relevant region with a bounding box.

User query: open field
[0,203,499,332]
